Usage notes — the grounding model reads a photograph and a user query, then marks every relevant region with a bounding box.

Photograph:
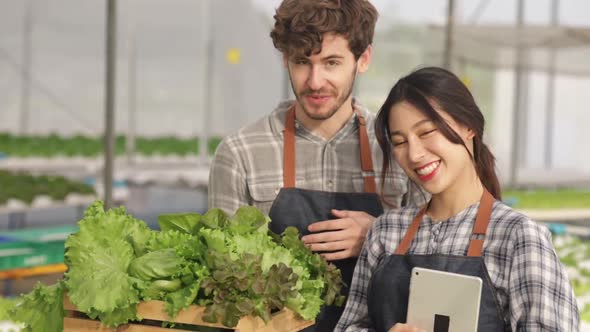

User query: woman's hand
[388,323,426,332]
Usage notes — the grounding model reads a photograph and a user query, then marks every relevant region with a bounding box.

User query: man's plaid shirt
[208,99,426,215]
[336,201,580,332]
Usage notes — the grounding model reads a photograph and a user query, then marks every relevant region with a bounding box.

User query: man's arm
[208,138,248,214]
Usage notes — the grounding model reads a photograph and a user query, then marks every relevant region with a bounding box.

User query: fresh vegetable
[0,296,17,321]
[129,249,186,280]
[64,201,152,327]
[6,282,64,332]
[58,201,344,328]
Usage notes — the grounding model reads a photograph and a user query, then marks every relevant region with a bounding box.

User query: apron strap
[283,106,296,188]
[466,190,494,257]
[395,190,494,256]
[282,105,378,193]
[355,110,378,193]
[394,208,426,255]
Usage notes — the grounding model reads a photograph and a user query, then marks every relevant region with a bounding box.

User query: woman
[335,67,579,331]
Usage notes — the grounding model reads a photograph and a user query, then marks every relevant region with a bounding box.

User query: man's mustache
[301,89,335,96]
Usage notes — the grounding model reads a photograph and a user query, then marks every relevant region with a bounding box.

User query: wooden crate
[64,296,314,332]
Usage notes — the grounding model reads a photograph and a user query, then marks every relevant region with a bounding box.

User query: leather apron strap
[395,190,495,257]
[283,105,377,193]
[466,190,494,257]
[283,106,297,188]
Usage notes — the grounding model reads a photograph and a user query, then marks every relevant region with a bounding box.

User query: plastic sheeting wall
[0,0,283,137]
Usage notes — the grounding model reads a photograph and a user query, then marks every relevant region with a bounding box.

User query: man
[208,0,425,330]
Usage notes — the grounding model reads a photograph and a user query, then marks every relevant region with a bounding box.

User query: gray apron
[367,191,508,332]
[269,106,384,331]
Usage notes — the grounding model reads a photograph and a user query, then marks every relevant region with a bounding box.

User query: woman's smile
[415,160,441,182]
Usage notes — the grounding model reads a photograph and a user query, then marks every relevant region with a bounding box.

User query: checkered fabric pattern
[208,99,427,215]
[336,201,580,332]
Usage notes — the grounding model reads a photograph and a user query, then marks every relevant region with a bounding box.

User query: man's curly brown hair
[270,0,378,60]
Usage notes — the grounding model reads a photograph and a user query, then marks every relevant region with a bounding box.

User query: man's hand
[300,209,376,261]
[388,323,425,332]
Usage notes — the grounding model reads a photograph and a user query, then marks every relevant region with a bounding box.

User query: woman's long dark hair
[375,67,501,200]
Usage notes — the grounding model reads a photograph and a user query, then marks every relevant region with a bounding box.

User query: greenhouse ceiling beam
[104,0,116,209]
[443,0,455,71]
[544,0,559,169]
[19,0,33,135]
[199,0,213,165]
[509,0,526,188]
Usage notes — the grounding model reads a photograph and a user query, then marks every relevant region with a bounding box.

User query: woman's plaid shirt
[336,200,579,332]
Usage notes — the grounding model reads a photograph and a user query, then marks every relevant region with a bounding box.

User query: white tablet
[407,267,482,332]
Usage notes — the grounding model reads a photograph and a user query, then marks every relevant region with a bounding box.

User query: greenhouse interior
[1,0,590,331]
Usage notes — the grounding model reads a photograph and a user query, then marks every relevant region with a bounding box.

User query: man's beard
[289,66,357,121]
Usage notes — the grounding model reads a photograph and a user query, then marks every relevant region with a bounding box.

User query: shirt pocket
[351,176,367,193]
[247,182,280,205]
[352,175,405,208]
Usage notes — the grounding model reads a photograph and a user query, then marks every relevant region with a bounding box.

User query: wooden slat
[135,301,314,331]
[63,317,188,332]
[63,294,77,311]
[136,300,224,328]
[235,308,314,332]
[64,295,315,332]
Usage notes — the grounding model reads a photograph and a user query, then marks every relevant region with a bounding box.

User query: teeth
[416,162,439,176]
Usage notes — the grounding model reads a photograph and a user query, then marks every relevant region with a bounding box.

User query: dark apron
[269,106,384,331]
[367,191,508,332]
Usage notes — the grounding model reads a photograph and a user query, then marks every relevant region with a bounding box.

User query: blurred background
[0,0,590,326]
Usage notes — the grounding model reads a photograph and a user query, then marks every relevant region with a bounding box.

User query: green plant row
[503,189,590,209]
[0,170,95,205]
[553,235,590,322]
[0,133,222,157]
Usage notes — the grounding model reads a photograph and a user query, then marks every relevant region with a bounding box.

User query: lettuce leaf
[146,230,205,262]
[158,213,202,234]
[64,201,149,327]
[201,208,230,229]
[8,282,64,332]
[0,296,16,320]
[228,206,269,234]
[164,264,208,318]
[128,248,185,280]
[65,236,141,326]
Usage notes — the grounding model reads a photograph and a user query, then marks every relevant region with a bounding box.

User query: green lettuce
[158,213,202,234]
[128,248,185,280]
[8,282,64,332]
[195,209,343,324]
[64,201,151,327]
[58,201,344,329]
[201,208,230,229]
[0,296,16,321]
